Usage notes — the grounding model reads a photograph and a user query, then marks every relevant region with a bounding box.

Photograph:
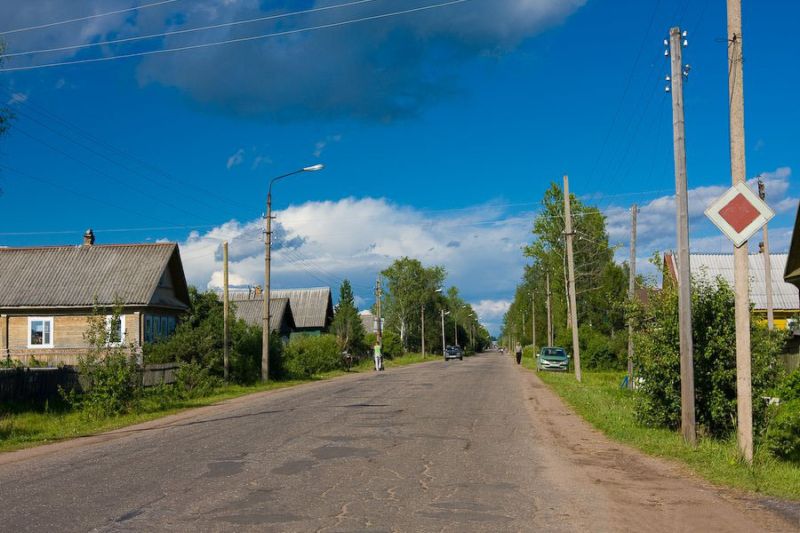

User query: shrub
[284,334,342,377]
[73,353,140,418]
[632,277,784,438]
[777,369,800,402]
[764,399,800,463]
[174,361,222,399]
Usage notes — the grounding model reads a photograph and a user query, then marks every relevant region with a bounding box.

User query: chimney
[83,229,95,246]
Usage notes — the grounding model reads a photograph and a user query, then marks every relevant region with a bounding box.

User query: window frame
[105,315,126,347]
[27,316,54,349]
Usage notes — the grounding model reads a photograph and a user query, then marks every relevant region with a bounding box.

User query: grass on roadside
[0,352,433,454]
[525,358,800,501]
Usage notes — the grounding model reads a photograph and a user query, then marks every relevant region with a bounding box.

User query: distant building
[0,230,190,366]
[229,297,295,340]
[359,310,382,334]
[226,286,333,337]
[664,252,799,330]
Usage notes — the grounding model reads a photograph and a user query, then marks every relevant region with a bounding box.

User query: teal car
[536,347,569,372]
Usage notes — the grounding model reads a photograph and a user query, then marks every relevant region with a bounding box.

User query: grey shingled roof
[271,287,333,329]
[0,243,189,309]
[231,297,294,332]
[668,253,799,311]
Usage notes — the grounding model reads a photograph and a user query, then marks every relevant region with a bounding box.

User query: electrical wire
[1,0,384,59]
[0,0,474,73]
[0,0,183,36]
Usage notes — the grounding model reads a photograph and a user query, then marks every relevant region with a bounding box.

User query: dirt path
[519,363,800,532]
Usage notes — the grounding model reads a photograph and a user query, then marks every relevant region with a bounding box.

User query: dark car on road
[444,345,464,361]
[536,347,569,371]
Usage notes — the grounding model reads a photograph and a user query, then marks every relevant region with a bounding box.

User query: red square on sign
[718,193,760,233]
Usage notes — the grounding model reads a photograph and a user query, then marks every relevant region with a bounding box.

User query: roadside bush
[72,353,140,418]
[552,327,626,370]
[284,334,342,377]
[523,345,536,360]
[777,369,800,402]
[632,277,784,438]
[764,399,800,463]
[174,361,222,399]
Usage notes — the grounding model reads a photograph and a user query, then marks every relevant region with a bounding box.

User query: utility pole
[421,305,426,358]
[454,315,459,347]
[563,174,582,382]
[627,205,638,389]
[262,194,272,382]
[546,272,553,346]
[522,311,526,345]
[758,178,774,330]
[441,309,446,356]
[223,241,230,382]
[531,291,536,350]
[669,26,696,445]
[375,276,383,347]
[727,0,753,462]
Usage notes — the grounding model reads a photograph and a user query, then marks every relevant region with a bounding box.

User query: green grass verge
[524,357,800,501]
[0,352,433,454]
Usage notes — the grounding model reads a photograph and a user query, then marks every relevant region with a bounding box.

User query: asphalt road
[0,352,797,532]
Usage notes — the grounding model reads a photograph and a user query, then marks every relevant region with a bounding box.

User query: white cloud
[226,148,245,169]
[6,92,28,105]
[173,197,531,335]
[604,167,796,260]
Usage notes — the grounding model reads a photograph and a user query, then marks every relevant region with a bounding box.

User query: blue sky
[1,0,798,333]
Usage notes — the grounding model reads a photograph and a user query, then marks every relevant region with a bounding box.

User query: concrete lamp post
[262,164,325,382]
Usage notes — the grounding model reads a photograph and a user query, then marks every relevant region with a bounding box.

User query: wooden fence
[0,363,180,403]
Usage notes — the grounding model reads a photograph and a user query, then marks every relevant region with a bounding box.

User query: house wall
[3,311,144,366]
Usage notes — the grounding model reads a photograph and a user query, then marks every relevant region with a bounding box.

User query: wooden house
[229,297,296,341]
[0,230,190,366]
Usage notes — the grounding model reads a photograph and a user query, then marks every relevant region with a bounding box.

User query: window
[105,315,126,346]
[28,317,54,348]
[145,316,153,343]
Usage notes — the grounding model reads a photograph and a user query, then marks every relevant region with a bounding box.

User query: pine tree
[332,280,365,353]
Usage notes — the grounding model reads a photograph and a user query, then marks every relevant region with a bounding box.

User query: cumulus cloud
[603,167,797,284]
[173,197,532,331]
[1,0,585,121]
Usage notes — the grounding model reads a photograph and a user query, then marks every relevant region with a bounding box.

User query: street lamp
[422,288,443,358]
[262,164,325,382]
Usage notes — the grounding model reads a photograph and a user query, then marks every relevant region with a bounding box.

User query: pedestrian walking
[515,342,522,365]
[373,342,384,371]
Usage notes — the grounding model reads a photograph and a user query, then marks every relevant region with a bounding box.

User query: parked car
[536,347,569,372]
[444,345,463,361]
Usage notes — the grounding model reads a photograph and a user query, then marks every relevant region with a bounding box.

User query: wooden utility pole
[669,26,696,445]
[563,174,582,382]
[546,273,553,346]
[627,205,638,389]
[262,194,272,382]
[726,0,753,462]
[531,292,536,350]
[223,241,230,382]
[375,276,383,347]
[421,305,426,358]
[758,178,774,330]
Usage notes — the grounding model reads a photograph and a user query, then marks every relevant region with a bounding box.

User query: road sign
[705,182,774,247]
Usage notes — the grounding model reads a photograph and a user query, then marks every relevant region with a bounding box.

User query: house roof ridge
[0,242,176,252]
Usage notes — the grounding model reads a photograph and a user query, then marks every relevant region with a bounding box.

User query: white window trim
[105,315,126,347]
[27,316,54,349]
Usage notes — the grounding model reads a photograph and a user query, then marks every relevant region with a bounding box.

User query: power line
[1,0,384,59]
[0,0,183,37]
[0,0,473,73]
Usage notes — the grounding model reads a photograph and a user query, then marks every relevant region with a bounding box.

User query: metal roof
[0,243,190,310]
[231,297,293,332]
[684,253,798,310]
[271,287,333,329]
